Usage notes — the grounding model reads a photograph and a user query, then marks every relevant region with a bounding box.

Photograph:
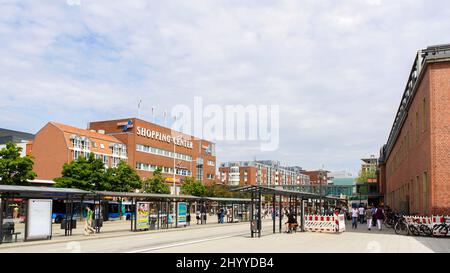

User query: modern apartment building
[219,160,310,187]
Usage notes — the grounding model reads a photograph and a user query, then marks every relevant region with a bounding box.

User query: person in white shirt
[358,206,365,224]
[351,207,359,229]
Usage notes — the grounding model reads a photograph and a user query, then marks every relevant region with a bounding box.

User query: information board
[136,202,150,230]
[26,199,53,240]
[178,202,187,226]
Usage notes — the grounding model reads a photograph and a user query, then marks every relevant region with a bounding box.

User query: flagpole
[138,99,142,119]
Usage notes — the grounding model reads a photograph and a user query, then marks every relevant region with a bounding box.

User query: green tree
[357,169,376,184]
[180,176,207,197]
[104,160,142,192]
[356,169,376,195]
[54,153,106,190]
[0,142,36,185]
[143,167,170,194]
[205,184,250,199]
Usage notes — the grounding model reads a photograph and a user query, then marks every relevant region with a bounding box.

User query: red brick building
[31,122,127,180]
[30,118,217,192]
[89,118,217,189]
[379,44,450,216]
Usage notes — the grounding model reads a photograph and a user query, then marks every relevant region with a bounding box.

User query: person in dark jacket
[374,206,384,231]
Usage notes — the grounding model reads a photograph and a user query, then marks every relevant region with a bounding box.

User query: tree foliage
[356,169,376,184]
[0,142,36,185]
[180,176,207,197]
[54,153,141,192]
[205,184,250,199]
[104,160,142,192]
[143,167,170,194]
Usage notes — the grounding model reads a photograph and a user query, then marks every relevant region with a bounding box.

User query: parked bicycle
[432,217,450,237]
[394,215,409,235]
[408,218,433,237]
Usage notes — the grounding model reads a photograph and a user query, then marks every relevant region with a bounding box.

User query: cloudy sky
[1,0,449,175]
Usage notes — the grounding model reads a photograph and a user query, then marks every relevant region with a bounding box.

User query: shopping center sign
[136,126,194,149]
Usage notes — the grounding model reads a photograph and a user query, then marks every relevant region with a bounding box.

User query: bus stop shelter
[0,185,91,244]
[202,197,252,223]
[93,191,205,232]
[231,185,344,238]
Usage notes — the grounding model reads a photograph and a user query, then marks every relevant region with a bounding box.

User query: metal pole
[279,195,282,233]
[258,189,262,238]
[133,198,137,231]
[0,196,3,245]
[301,199,305,232]
[175,201,178,228]
[250,192,254,238]
[272,194,276,234]
[157,201,160,230]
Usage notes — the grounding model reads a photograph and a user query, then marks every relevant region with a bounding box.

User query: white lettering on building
[136,126,194,149]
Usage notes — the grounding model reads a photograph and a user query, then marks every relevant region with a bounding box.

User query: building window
[415,176,420,213]
[422,98,427,132]
[423,172,428,215]
[415,112,419,141]
[73,150,80,160]
[136,144,192,162]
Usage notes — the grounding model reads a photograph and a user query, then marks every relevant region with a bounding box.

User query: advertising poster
[178,202,187,226]
[136,202,150,230]
[26,199,53,240]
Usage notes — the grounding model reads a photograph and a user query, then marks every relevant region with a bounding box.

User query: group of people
[351,204,384,231]
[215,208,233,224]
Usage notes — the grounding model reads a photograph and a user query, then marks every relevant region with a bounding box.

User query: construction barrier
[304,214,345,234]
[403,215,450,237]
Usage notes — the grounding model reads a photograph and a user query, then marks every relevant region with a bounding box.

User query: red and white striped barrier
[304,214,345,233]
[403,215,450,237]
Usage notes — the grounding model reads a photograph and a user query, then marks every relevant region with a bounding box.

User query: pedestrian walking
[220,209,225,224]
[84,206,95,236]
[358,205,365,224]
[217,209,221,224]
[365,205,373,231]
[371,205,377,227]
[351,207,359,229]
[196,210,201,225]
[374,206,384,231]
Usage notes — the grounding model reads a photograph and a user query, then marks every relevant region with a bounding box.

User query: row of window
[71,138,127,158]
[136,162,192,176]
[387,97,428,178]
[387,171,429,215]
[73,151,122,168]
[136,144,193,162]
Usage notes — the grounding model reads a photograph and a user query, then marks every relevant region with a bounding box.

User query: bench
[13,232,21,242]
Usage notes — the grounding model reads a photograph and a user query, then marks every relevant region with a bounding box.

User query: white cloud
[0,0,449,174]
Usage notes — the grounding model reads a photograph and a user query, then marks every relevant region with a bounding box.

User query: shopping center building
[89,118,217,188]
[378,44,450,215]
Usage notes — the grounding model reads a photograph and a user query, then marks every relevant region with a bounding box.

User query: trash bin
[60,220,77,230]
[2,220,14,243]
